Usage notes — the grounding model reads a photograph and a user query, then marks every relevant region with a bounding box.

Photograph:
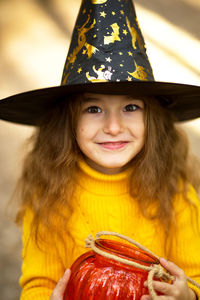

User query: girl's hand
[141,258,197,300]
[50,269,71,300]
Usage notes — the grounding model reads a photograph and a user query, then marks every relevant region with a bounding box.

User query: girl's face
[76,93,145,174]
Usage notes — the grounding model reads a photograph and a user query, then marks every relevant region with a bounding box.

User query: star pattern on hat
[106,57,112,62]
[61,0,154,85]
[100,11,107,18]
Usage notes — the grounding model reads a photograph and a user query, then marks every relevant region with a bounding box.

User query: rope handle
[85,231,200,300]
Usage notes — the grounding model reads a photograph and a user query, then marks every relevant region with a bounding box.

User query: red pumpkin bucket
[64,232,173,300]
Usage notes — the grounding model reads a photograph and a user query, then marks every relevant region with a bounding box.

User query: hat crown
[61,0,154,85]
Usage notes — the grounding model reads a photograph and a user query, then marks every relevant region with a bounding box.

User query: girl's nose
[103,113,124,135]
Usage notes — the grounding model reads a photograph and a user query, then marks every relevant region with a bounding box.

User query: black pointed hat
[0,0,200,125]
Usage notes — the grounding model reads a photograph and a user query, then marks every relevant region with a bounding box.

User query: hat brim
[0,81,200,125]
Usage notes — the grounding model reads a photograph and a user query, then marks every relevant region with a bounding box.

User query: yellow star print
[100,11,107,18]
[120,10,124,15]
[123,29,128,35]
[119,52,123,55]
[128,51,133,56]
[106,57,112,62]
[127,76,132,81]
[77,68,82,73]
[82,49,87,54]
[112,11,116,15]
[120,64,123,67]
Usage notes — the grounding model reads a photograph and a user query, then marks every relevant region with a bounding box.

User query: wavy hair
[15,94,200,244]
[129,97,200,234]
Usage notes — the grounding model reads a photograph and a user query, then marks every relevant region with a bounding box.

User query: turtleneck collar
[76,159,132,196]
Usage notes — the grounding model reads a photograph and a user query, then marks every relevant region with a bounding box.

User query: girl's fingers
[148,280,174,295]
[57,269,71,292]
[140,296,151,300]
[159,258,185,280]
[142,259,192,300]
[50,269,71,300]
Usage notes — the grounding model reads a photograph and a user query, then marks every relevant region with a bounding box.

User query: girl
[18,92,200,300]
[0,0,200,299]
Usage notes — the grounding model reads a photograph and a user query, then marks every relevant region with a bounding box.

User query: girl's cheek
[80,127,85,133]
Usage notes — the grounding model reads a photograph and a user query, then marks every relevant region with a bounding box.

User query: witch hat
[0,0,200,125]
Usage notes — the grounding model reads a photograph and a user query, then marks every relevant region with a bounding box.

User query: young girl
[0,0,200,299]
[17,92,200,300]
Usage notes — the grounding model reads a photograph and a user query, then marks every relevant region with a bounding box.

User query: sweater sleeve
[19,209,66,300]
[167,185,200,298]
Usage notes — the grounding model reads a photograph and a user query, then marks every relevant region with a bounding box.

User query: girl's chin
[96,167,125,175]
[90,161,129,174]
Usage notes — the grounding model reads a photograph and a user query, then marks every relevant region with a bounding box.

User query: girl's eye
[87,106,102,113]
[123,104,139,112]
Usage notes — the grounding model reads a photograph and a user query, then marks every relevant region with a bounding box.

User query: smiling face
[76,93,145,174]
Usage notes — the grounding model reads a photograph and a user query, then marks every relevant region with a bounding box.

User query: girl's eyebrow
[82,95,142,102]
[83,96,102,103]
[126,96,142,101]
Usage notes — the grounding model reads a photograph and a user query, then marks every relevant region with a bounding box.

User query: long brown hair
[15,94,200,243]
[129,97,200,234]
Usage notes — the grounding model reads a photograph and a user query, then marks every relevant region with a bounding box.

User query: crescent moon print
[91,0,107,4]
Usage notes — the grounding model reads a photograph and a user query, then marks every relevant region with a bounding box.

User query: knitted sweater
[20,159,200,299]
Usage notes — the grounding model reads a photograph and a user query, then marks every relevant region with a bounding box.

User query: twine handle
[95,231,160,259]
[85,231,200,300]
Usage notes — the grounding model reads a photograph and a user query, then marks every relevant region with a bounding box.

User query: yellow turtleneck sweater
[20,160,200,299]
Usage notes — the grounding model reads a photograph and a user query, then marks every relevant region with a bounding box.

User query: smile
[98,141,129,150]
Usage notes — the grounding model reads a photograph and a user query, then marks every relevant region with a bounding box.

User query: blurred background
[0,0,200,299]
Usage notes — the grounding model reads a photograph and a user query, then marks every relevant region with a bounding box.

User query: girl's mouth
[98,141,129,150]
